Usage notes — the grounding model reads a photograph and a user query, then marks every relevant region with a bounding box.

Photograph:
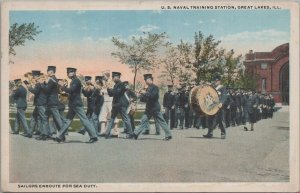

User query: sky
[9,10,290,82]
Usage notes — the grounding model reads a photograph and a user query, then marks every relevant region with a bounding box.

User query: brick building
[244,43,289,105]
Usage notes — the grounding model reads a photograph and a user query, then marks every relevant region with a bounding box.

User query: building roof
[244,43,289,64]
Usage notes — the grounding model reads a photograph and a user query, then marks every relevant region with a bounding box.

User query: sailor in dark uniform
[78,76,95,135]
[56,67,98,143]
[121,81,137,133]
[11,79,32,137]
[203,75,229,139]
[27,71,41,135]
[93,76,105,134]
[240,89,248,125]
[243,90,259,131]
[175,86,186,129]
[268,94,275,118]
[51,79,68,133]
[230,89,238,126]
[133,74,172,140]
[224,87,233,128]
[183,86,190,129]
[27,72,50,140]
[104,72,134,139]
[163,85,175,128]
[41,66,65,135]
[235,89,242,126]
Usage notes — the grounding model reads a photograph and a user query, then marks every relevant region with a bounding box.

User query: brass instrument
[36,74,49,83]
[82,81,95,91]
[103,79,115,90]
[137,85,148,95]
[58,79,69,105]
[24,72,37,88]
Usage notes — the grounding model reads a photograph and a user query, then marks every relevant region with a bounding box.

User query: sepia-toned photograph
[1,0,299,192]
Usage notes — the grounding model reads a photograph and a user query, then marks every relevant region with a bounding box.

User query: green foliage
[9,22,42,57]
[111,32,168,91]
[193,31,221,83]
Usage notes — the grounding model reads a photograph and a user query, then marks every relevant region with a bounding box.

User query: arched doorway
[280,63,289,105]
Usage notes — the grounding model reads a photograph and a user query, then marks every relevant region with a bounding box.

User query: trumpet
[23,72,37,88]
[58,79,69,105]
[82,81,95,91]
[103,79,115,90]
[37,74,49,83]
[137,85,148,94]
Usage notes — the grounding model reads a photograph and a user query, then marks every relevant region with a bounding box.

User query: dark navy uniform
[245,92,259,124]
[56,68,98,143]
[28,82,50,139]
[133,74,172,140]
[268,96,275,118]
[105,72,133,138]
[27,71,41,135]
[175,89,185,129]
[204,76,229,139]
[11,80,31,136]
[41,70,65,134]
[163,87,175,128]
[183,90,190,128]
[240,92,248,125]
[235,91,242,126]
[230,92,238,126]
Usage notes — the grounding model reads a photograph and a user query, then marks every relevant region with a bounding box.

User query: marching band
[10,66,276,143]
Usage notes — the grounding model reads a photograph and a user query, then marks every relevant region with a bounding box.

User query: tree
[176,40,197,85]
[192,31,221,83]
[111,32,168,91]
[221,49,243,87]
[9,23,42,61]
[236,73,258,90]
[158,43,180,86]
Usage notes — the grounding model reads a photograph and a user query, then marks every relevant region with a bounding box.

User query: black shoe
[203,134,213,138]
[33,131,40,135]
[35,135,47,140]
[133,133,138,140]
[87,137,98,143]
[21,133,32,138]
[78,130,85,135]
[155,132,160,135]
[250,129,254,131]
[111,135,118,138]
[105,135,111,139]
[185,127,189,129]
[244,127,248,131]
[221,134,226,139]
[121,130,128,134]
[142,130,150,135]
[98,133,106,137]
[196,127,200,129]
[11,131,19,135]
[54,136,65,143]
[164,136,172,141]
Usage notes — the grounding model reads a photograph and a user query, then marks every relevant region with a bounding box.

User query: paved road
[10,112,289,183]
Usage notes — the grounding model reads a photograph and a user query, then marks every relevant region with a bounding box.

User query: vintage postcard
[1,0,299,192]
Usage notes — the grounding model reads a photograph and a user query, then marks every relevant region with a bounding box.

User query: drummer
[203,75,229,139]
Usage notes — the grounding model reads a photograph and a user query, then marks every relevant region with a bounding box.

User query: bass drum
[189,84,220,116]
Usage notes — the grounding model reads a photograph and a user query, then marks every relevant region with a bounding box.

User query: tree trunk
[133,67,138,91]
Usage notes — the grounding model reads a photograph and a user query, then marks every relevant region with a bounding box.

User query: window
[261,63,268,69]
[262,78,266,92]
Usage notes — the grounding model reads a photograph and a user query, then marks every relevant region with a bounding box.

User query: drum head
[196,85,220,116]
